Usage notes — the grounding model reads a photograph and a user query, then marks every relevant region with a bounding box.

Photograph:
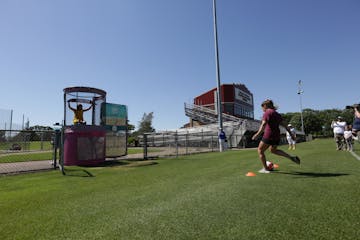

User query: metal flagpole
[297,80,305,133]
[212,0,224,152]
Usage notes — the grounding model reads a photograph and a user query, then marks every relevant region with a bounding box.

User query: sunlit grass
[0,151,54,163]
[1,139,359,239]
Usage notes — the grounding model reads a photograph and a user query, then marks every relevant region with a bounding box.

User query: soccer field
[0,139,359,240]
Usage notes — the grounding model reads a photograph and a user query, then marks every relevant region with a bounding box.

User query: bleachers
[142,103,263,148]
[140,103,304,149]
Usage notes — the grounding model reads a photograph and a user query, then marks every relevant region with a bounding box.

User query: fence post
[185,131,188,155]
[40,131,44,150]
[229,135,232,148]
[211,135,214,152]
[175,131,178,158]
[59,126,65,175]
[143,134,148,160]
[53,130,58,169]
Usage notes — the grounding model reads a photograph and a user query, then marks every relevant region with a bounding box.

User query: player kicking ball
[252,99,300,174]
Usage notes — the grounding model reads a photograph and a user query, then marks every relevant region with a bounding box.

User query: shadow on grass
[61,160,158,177]
[274,171,349,178]
[100,160,131,167]
[100,160,158,168]
[62,168,94,177]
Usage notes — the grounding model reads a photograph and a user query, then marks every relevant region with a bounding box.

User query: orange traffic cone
[246,172,256,177]
[273,164,279,169]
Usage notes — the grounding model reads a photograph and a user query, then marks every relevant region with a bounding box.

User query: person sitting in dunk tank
[68,102,92,125]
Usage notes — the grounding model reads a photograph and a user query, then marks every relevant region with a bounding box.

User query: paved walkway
[0,160,55,174]
[0,155,145,175]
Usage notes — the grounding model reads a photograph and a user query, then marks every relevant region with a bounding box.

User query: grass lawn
[127,147,161,155]
[0,141,53,151]
[0,141,54,163]
[0,151,54,163]
[0,139,359,239]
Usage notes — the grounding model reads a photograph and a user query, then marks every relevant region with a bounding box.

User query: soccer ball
[266,161,274,171]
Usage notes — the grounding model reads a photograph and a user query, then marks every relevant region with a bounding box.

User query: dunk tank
[62,87,127,167]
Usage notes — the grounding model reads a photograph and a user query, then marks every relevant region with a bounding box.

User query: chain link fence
[138,131,255,159]
[140,132,220,159]
[0,129,56,175]
[0,108,12,130]
[0,127,304,175]
[0,129,235,175]
[138,129,305,160]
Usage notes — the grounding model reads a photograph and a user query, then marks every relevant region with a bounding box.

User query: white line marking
[350,151,360,161]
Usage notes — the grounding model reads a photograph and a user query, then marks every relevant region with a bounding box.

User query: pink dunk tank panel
[63,125,106,166]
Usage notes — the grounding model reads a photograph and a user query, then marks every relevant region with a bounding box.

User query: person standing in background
[331,116,346,150]
[286,124,297,150]
[344,125,353,151]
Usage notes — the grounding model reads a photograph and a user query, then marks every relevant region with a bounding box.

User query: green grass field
[0,151,54,163]
[0,141,53,151]
[0,141,54,163]
[0,139,359,240]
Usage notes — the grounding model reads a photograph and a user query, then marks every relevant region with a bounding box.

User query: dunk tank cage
[62,87,107,167]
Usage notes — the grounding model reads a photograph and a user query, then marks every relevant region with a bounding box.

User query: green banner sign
[102,103,128,157]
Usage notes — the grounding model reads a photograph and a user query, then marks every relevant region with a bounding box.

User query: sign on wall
[235,88,253,106]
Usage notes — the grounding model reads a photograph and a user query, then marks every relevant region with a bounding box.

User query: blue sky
[1,0,359,130]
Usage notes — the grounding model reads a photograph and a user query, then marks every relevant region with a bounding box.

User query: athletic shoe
[290,156,301,165]
[258,168,271,174]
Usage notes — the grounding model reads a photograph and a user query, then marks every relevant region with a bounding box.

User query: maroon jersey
[262,108,282,141]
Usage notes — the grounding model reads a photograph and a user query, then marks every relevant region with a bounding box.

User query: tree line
[1,108,354,144]
[128,108,356,144]
[281,108,354,137]
[0,126,54,142]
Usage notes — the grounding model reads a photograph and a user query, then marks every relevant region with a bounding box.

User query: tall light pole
[212,0,224,152]
[297,80,305,133]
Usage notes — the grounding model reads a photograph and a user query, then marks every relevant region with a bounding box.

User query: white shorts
[286,137,296,145]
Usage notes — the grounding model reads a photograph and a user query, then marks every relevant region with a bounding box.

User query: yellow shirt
[72,109,84,124]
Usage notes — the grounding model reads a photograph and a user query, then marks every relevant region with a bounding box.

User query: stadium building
[140,82,304,151]
[186,83,254,127]
[179,83,260,148]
